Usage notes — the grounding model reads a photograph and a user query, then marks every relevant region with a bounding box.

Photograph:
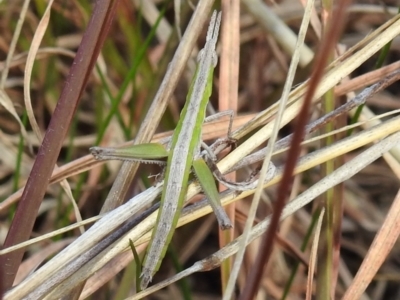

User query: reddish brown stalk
[238,1,352,298]
[0,0,119,290]
[218,0,241,290]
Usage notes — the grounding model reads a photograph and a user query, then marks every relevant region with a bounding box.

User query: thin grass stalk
[218,0,241,292]
[316,9,337,298]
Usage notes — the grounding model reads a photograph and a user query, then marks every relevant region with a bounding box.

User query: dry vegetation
[1,0,400,299]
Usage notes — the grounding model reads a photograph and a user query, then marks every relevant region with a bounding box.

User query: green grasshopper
[91,11,232,288]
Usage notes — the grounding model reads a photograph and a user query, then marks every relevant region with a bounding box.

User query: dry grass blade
[342,189,400,300]
[0,90,31,152]
[0,216,100,256]
[133,0,172,42]
[242,0,314,66]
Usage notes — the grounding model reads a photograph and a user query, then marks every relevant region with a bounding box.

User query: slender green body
[90,11,225,289]
[140,11,222,288]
